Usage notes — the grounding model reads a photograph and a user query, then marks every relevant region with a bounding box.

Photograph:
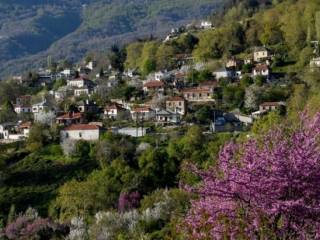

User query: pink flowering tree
[118,191,141,212]
[183,113,320,240]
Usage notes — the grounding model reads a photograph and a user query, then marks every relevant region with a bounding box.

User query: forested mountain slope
[0,0,222,76]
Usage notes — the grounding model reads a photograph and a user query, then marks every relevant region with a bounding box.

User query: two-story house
[166,96,187,115]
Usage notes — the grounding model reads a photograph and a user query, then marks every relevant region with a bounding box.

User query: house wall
[68,80,85,88]
[74,89,90,96]
[166,101,186,115]
[254,51,268,62]
[183,92,212,102]
[61,129,100,141]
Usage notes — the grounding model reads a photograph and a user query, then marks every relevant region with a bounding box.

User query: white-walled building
[67,77,93,88]
[253,64,270,77]
[166,96,187,115]
[253,47,270,62]
[200,21,213,29]
[60,124,103,141]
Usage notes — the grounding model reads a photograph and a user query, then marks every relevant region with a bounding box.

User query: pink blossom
[183,113,320,239]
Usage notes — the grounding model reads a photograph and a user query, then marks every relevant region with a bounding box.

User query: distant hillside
[0,0,222,76]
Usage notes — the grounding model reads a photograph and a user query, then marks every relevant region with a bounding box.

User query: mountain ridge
[0,0,222,77]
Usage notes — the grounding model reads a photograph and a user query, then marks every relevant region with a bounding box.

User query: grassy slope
[0,144,96,220]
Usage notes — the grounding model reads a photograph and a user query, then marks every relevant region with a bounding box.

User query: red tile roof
[254,64,269,71]
[167,96,185,102]
[56,112,83,120]
[132,107,153,113]
[19,121,32,129]
[181,87,211,93]
[105,103,125,111]
[143,80,164,88]
[260,102,283,107]
[64,124,100,131]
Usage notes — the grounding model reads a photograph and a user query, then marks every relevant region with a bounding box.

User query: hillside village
[0,23,290,143]
[3,0,320,238]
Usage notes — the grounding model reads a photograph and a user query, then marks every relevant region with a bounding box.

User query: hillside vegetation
[2,0,320,239]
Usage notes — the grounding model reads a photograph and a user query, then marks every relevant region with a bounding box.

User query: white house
[74,87,93,97]
[213,68,234,79]
[104,103,130,120]
[67,77,93,88]
[113,127,149,138]
[200,21,214,29]
[60,69,75,78]
[60,124,103,141]
[253,47,270,62]
[310,57,320,67]
[154,71,171,81]
[181,87,214,102]
[32,100,50,113]
[166,96,187,115]
[14,105,32,114]
[0,122,31,141]
[155,109,181,124]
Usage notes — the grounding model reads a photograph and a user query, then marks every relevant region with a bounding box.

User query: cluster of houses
[213,46,272,81]
[0,45,286,143]
[164,20,214,42]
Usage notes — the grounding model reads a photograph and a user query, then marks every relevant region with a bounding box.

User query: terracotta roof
[56,112,83,120]
[260,102,284,107]
[105,103,124,111]
[181,87,211,93]
[64,124,100,131]
[132,107,153,113]
[167,96,185,102]
[19,121,32,129]
[254,64,269,71]
[143,80,164,88]
[199,81,218,87]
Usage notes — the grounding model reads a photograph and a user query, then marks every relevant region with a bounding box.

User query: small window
[179,102,182,106]
[79,132,82,138]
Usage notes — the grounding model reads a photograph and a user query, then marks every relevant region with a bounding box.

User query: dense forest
[1,0,320,239]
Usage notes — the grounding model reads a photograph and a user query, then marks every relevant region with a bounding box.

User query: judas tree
[183,113,320,239]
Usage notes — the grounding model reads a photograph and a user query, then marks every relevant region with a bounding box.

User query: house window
[79,133,82,138]
[179,102,182,106]
[66,133,69,138]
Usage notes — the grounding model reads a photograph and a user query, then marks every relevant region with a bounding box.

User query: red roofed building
[181,87,214,102]
[166,96,187,115]
[104,103,130,120]
[56,112,84,126]
[143,80,165,93]
[259,101,286,112]
[253,63,270,77]
[61,124,103,141]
